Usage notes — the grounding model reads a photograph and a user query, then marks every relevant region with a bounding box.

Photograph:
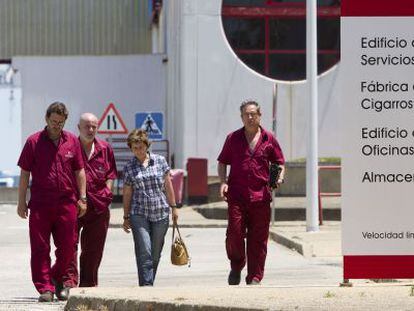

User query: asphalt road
[0,204,342,310]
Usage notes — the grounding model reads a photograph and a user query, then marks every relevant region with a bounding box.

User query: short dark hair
[46,102,69,120]
[127,129,151,149]
[239,100,261,114]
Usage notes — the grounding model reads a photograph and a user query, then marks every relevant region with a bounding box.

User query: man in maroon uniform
[217,100,285,286]
[17,102,87,302]
[64,112,117,288]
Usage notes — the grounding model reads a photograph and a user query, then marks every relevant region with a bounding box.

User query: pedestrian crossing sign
[135,112,164,140]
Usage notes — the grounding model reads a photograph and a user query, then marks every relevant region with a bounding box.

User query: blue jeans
[130,215,169,286]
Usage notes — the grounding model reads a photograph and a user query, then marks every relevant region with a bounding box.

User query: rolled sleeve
[160,156,170,176]
[106,147,118,180]
[217,134,232,165]
[269,136,285,165]
[123,165,133,186]
[72,139,84,171]
[18,139,34,172]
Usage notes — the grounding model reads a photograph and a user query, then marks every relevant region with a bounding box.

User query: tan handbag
[171,223,190,266]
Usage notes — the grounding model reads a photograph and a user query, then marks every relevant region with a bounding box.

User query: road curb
[64,284,414,311]
[194,206,341,221]
[269,230,313,257]
[65,295,261,311]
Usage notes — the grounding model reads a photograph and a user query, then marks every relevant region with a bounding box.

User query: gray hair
[79,112,98,123]
[239,100,261,114]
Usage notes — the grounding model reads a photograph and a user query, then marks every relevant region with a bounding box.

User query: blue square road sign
[135,112,164,140]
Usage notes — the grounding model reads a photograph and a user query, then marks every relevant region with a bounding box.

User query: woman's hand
[171,207,178,225]
[122,184,133,233]
[123,218,131,233]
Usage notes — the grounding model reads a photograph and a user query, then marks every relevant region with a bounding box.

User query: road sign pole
[306,0,319,232]
[271,83,278,227]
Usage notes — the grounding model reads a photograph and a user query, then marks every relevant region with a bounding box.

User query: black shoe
[38,291,54,302]
[54,281,70,301]
[228,270,241,285]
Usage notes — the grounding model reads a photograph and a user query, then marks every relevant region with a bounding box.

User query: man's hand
[275,178,284,189]
[219,183,228,201]
[77,200,87,218]
[17,201,28,219]
[270,178,284,190]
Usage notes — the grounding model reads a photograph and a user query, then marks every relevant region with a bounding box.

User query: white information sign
[342,18,414,255]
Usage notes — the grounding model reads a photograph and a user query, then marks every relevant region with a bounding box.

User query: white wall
[13,1,342,177]
[13,55,167,155]
[0,85,21,174]
[172,0,341,174]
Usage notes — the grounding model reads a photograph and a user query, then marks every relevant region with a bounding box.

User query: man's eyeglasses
[242,112,260,118]
[49,119,65,127]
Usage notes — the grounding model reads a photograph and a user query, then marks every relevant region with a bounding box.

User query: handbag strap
[172,222,182,242]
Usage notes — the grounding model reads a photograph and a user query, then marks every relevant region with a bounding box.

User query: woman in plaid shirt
[122,129,178,286]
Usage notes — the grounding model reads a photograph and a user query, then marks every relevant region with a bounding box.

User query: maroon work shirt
[217,127,285,203]
[18,129,84,204]
[82,138,117,213]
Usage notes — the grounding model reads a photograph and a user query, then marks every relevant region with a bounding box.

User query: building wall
[0,86,21,174]
[9,0,341,177]
[14,55,167,161]
[169,0,341,174]
[0,0,151,58]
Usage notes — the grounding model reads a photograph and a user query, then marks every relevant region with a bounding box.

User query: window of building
[222,0,340,81]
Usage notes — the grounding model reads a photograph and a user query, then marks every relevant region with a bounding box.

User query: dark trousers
[29,200,78,294]
[64,207,110,287]
[226,200,271,284]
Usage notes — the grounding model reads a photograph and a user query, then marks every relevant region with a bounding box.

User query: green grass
[410,286,414,297]
[289,157,341,164]
[323,291,336,298]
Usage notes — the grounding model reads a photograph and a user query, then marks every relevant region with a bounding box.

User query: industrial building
[0,0,341,176]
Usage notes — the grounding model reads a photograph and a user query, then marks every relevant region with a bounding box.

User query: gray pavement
[110,198,341,258]
[64,199,413,311]
[3,199,414,310]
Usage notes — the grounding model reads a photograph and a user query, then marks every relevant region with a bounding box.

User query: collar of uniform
[260,126,269,142]
[92,137,104,154]
[79,137,104,160]
[41,127,68,143]
[239,126,269,142]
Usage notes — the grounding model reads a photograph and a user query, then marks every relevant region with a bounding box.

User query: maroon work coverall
[64,138,117,287]
[18,129,84,294]
[217,127,285,284]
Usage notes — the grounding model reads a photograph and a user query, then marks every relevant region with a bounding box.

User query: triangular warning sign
[97,103,128,134]
[139,114,162,135]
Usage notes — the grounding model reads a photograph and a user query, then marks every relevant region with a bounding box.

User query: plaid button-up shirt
[123,153,170,221]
